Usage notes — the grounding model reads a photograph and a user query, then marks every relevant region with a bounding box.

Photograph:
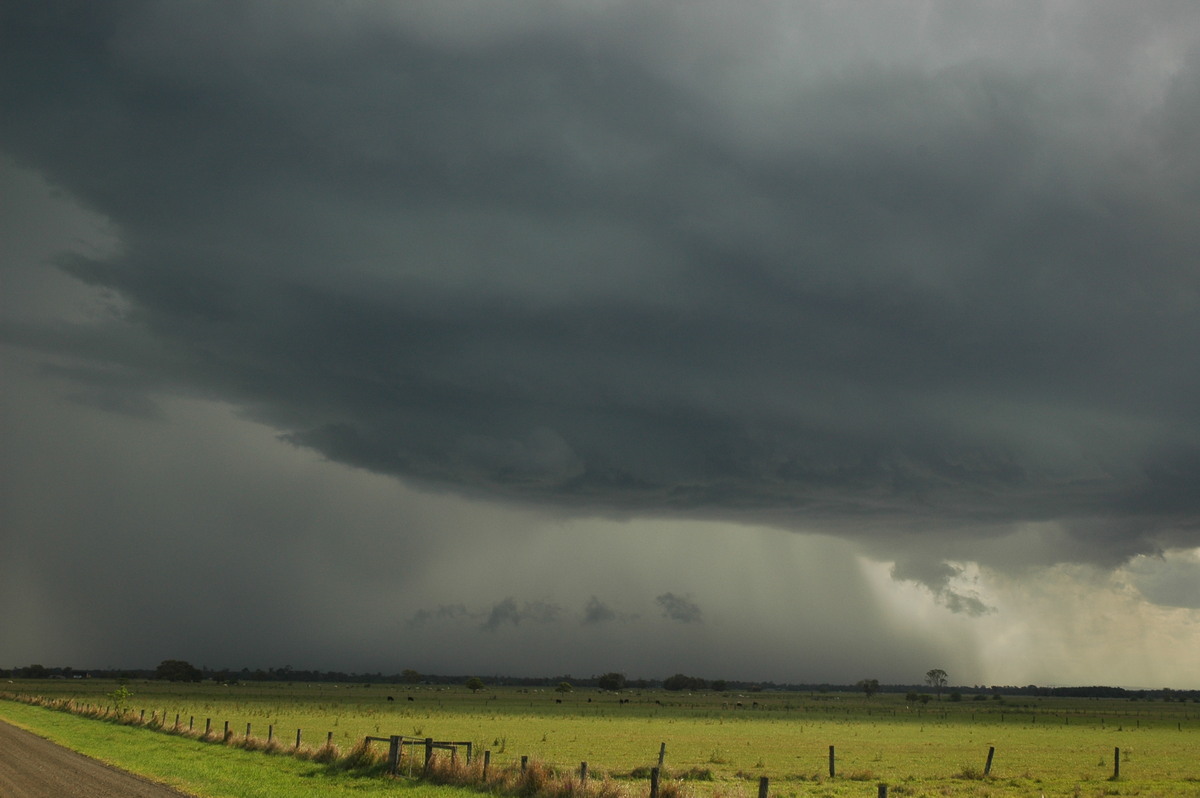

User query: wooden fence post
[224,721,230,740]
[296,728,302,749]
[650,767,660,798]
[1113,747,1120,780]
[466,741,473,763]
[580,762,588,784]
[521,755,528,771]
[205,718,212,736]
[424,737,434,771]
[246,722,251,738]
[388,736,401,774]
[984,746,995,775]
[483,750,491,780]
[268,724,273,743]
[658,742,666,768]
[828,745,836,778]
[878,784,888,797]
[189,716,194,731]
[758,776,769,798]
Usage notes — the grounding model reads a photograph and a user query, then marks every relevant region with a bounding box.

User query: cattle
[386,696,394,702]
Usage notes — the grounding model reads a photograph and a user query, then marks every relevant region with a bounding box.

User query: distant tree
[597,672,626,691]
[926,667,945,700]
[925,669,948,700]
[401,669,421,684]
[710,679,728,692]
[905,691,919,703]
[155,659,202,682]
[556,681,573,693]
[918,694,933,705]
[663,674,707,692]
[465,677,485,693]
[857,678,880,699]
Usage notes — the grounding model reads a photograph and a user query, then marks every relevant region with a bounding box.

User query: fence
[0,693,1164,796]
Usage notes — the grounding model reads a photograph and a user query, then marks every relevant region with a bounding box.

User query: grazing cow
[387,696,395,702]
[555,698,562,703]
[407,696,415,701]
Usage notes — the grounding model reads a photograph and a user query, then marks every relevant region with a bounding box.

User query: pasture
[4,679,1199,797]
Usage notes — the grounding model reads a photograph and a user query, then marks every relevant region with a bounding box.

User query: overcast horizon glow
[2,1,1199,689]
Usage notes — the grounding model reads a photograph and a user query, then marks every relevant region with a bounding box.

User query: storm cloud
[3,0,1199,686]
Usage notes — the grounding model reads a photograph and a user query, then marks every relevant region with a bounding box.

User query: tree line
[4,663,1196,702]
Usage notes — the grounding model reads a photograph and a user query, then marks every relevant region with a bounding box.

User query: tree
[857,678,880,699]
[663,674,708,692]
[925,669,948,700]
[155,659,202,682]
[107,685,133,713]
[465,677,485,693]
[556,681,573,693]
[597,672,626,691]
[401,669,421,684]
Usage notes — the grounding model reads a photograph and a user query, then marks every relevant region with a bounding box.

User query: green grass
[5,681,1200,797]
[0,699,473,798]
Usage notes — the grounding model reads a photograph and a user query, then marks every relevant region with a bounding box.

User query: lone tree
[925,668,948,700]
[465,677,485,693]
[155,659,202,682]
[597,672,626,691]
[857,678,880,699]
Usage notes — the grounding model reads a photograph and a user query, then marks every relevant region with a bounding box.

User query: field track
[0,719,195,798]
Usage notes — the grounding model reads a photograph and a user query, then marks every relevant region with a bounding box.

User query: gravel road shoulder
[0,718,197,798]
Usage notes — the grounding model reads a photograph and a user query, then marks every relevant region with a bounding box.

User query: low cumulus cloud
[2,0,1199,589]
[891,560,994,617]
[656,593,703,624]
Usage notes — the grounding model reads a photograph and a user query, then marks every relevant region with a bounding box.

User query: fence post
[580,762,588,784]
[878,784,888,798]
[424,737,434,771]
[1113,747,1120,780]
[650,767,660,798]
[246,722,251,738]
[466,741,473,763]
[521,755,528,771]
[483,750,491,780]
[205,718,212,736]
[268,724,273,743]
[758,776,769,798]
[658,742,666,768]
[224,721,230,740]
[296,728,302,749]
[388,736,401,774]
[189,716,194,731]
[828,745,836,778]
[984,746,995,776]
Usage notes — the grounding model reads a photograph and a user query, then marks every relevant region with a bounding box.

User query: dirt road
[0,719,196,798]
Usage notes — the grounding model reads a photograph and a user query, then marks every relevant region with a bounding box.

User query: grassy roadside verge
[0,699,468,798]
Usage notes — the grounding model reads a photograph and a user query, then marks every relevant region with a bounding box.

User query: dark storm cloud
[3,1,1199,576]
[655,593,702,624]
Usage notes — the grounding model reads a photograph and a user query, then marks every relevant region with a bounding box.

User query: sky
[2,0,1199,689]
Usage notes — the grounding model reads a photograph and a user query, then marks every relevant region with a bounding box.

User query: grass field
[4,679,1199,797]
